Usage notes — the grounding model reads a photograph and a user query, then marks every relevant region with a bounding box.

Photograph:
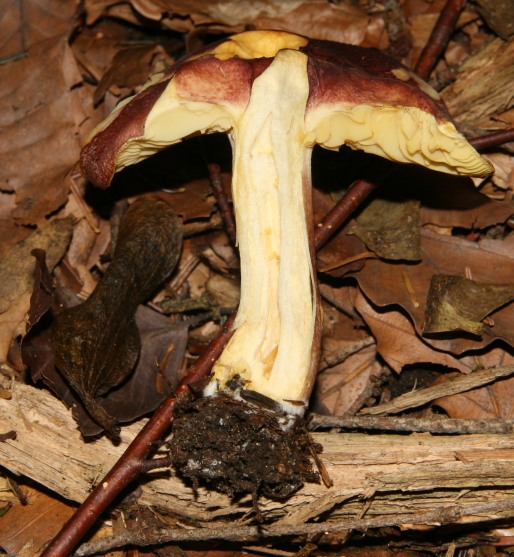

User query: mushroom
[81,30,492,494]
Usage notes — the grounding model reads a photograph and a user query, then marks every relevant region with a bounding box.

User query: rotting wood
[2,382,514,529]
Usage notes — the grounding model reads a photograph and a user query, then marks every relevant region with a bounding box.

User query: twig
[75,498,514,555]
[470,128,514,150]
[314,179,378,250]
[41,314,236,557]
[208,163,237,245]
[359,364,514,416]
[308,414,514,434]
[69,175,100,234]
[414,0,467,80]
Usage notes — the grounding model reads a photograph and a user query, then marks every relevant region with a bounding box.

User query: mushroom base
[169,394,320,501]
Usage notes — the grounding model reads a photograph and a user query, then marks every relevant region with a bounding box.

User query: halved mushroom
[81,30,492,495]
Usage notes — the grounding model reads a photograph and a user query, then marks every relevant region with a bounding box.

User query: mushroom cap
[81,30,492,188]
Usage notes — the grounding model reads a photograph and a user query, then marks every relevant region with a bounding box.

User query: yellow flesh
[210,30,308,60]
[207,50,317,411]
[307,104,492,177]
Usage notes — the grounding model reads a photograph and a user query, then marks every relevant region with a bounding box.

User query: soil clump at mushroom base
[169,394,320,500]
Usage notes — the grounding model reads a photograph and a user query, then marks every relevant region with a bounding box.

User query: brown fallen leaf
[23,251,188,437]
[119,0,388,47]
[424,274,514,336]
[0,486,75,556]
[314,301,379,416]
[353,290,470,374]
[0,0,80,59]
[0,35,87,231]
[93,43,173,105]
[0,219,72,315]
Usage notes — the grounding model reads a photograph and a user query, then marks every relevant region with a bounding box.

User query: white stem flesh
[206,49,320,415]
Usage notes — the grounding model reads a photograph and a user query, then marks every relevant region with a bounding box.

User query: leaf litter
[2,0,514,554]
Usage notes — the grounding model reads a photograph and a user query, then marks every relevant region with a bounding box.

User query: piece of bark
[3,382,514,531]
[441,38,514,129]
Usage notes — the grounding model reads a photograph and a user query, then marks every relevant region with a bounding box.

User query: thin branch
[414,0,467,80]
[75,499,514,556]
[470,128,514,150]
[359,364,514,416]
[314,179,378,250]
[208,163,237,245]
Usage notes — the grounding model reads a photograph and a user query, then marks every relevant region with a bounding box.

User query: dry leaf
[51,198,183,434]
[354,291,470,373]
[0,36,86,230]
[0,219,72,314]
[0,0,80,59]
[0,219,72,363]
[0,486,74,555]
[124,0,389,48]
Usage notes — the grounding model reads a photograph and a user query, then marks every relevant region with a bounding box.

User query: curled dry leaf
[424,274,514,336]
[0,219,73,315]
[51,197,183,436]
[354,290,471,374]
[94,43,173,105]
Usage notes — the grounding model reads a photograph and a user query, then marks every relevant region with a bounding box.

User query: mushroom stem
[204,49,321,415]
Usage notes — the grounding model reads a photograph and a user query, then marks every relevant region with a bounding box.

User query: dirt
[169,394,320,502]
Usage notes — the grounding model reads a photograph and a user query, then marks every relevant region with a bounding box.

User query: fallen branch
[76,498,514,556]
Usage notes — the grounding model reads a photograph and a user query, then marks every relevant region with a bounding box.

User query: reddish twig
[414,0,467,80]
[314,179,378,250]
[208,163,237,245]
[470,128,514,150]
[41,313,236,557]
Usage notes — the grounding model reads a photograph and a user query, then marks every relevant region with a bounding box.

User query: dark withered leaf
[51,197,183,436]
[23,249,187,437]
[349,198,421,261]
[424,274,514,336]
